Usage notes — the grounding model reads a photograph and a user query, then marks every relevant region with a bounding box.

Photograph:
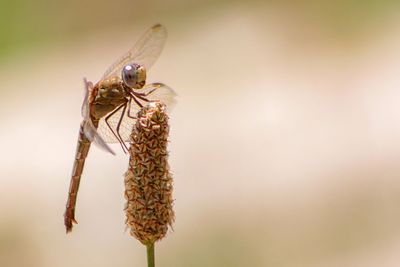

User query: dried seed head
[124,101,174,245]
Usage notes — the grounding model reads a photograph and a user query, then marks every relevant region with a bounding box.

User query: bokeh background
[1,0,400,266]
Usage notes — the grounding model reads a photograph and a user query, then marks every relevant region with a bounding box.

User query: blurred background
[1,0,400,266]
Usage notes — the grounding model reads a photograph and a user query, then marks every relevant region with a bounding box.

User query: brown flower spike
[124,101,174,245]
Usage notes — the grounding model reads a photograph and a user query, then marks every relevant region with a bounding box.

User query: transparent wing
[81,78,92,119]
[101,24,167,80]
[139,82,177,112]
[81,78,115,154]
[96,104,137,143]
[83,120,115,155]
[96,83,177,143]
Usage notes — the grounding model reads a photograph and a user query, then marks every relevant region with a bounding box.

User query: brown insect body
[64,24,175,233]
[90,76,129,121]
[65,123,91,232]
[65,76,131,232]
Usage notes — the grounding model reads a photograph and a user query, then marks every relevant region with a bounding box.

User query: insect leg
[115,103,129,153]
[126,97,137,119]
[129,92,144,107]
[132,91,151,102]
[105,103,127,152]
[135,88,157,97]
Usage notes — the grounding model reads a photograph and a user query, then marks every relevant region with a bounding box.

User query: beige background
[1,1,400,266]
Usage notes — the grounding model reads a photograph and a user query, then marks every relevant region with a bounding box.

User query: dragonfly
[64,24,177,233]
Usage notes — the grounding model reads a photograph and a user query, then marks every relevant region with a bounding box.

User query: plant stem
[146,242,155,267]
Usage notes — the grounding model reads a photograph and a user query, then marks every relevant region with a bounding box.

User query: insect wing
[139,82,177,112]
[81,78,93,119]
[83,120,115,154]
[96,83,177,143]
[80,78,115,154]
[101,24,167,80]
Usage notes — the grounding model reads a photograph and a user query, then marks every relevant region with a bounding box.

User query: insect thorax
[91,76,128,119]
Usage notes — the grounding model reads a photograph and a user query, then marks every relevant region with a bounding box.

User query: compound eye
[121,63,146,89]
